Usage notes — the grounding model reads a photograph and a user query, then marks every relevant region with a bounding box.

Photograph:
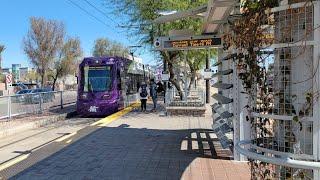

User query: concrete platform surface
[1,103,250,180]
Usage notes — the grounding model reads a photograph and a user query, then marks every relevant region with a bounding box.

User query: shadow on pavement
[10,123,233,180]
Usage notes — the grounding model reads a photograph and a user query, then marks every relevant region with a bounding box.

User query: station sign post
[5,74,13,89]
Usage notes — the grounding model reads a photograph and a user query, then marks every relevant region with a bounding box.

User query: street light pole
[143,64,146,82]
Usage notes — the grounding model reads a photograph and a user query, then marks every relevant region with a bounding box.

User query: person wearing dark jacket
[149,79,158,112]
[138,82,149,112]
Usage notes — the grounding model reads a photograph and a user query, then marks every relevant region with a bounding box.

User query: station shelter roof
[153,0,237,34]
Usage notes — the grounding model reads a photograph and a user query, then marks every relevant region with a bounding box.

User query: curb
[0,112,75,138]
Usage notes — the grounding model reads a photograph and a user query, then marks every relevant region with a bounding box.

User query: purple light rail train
[77,56,149,116]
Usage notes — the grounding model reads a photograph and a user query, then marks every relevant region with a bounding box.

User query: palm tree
[0,45,5,71]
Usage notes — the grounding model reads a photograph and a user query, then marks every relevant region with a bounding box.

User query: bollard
[60,91,63,109]
[39,93,43,114]
[8,96,11,119]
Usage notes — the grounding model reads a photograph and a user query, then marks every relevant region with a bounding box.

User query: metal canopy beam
[212,83,233,89]
[212,93,233,104]
[202,0,237,33]
[212,69,233,77]
[152,0,236,35]
[212,61,222,66]
[153,5,207,24]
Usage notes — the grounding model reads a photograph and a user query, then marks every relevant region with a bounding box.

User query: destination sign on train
[154,35,222,51]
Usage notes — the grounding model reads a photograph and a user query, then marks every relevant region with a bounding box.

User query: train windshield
[83,66,112,92]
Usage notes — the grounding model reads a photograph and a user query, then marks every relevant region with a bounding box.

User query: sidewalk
[4,102,250,180]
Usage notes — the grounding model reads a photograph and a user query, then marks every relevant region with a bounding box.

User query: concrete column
[313,1,320,179]
[232,59,240,161]
[238,74,251,161]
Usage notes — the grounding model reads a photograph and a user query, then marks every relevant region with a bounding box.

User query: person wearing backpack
[138,82,149,112]
[149,79,158,112]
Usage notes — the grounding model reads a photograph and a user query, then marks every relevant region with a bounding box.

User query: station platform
[0,102,250,180]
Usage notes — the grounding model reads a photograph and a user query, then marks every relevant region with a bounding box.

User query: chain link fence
[0,90,77,120]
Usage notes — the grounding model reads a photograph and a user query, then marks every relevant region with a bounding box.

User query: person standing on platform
[149,79,158,112]
[139,82,149,112]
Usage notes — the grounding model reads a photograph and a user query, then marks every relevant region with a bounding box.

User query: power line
[82,0,119,26]
[66,0,113,29]
[81,0,150,29]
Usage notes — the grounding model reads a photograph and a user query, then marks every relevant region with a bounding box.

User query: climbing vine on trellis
[222,0,317,179]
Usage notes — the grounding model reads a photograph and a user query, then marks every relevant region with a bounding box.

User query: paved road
[1,103,250,180]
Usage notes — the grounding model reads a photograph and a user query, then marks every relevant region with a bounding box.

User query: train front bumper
[77,100,118,116]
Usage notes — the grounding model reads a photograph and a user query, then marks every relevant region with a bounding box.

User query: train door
[117,65,125,110]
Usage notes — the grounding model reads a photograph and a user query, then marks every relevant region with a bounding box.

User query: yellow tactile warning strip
[91,103,140,127]
[0,103,139,179]
[0,155,29,172]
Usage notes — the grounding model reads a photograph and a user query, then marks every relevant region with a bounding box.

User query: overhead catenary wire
[66,0,114,30]
[82,0,120,26]
[66,0,148,60]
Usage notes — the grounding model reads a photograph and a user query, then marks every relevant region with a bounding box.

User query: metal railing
[236,112,316,171]
[165,88,205,107]
[0,90,77,120]
[124,93,139,107]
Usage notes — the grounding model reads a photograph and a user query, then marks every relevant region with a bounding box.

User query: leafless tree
[93,38,110,57]
[23,17,64,88]
[92,37,129,57]
[51,37,83,91]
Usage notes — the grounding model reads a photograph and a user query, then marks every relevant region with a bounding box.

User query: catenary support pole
[163,58,167,104]
[184,50,188,101]
[206,49,210,103]
[60,91,64,109]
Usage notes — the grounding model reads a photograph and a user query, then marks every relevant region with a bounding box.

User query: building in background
[11,64,21,83]
[1,65,36,83]
[1,68,11,74]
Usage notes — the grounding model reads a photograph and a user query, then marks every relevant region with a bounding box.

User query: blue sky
[0,0,155,68]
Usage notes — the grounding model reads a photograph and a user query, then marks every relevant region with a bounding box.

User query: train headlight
[102,94,110,100]
[80,93,88,100]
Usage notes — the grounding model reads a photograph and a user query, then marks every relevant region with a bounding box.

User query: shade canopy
[153,0,237,34]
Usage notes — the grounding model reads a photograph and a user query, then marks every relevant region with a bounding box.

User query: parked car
[25,89,55,104]
[13,89,32,103]
[16,89,32,95]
